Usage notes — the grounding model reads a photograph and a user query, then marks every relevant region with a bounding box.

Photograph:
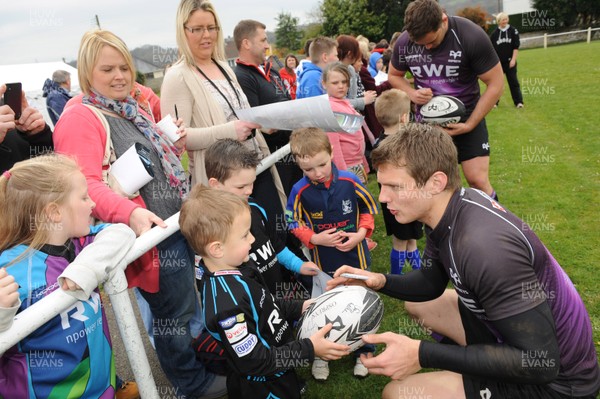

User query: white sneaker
[353,358,369,378]
[312,358,330,381]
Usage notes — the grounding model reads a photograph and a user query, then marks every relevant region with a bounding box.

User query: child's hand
[310,228,344,247]
[60,278,83,292]
[129,208,167,236]
[302,298,315,313]
[363,90,377,105]
[309,323,351,361]
[299,262,319,276]
[0,268,20,308]
[335,230,366,252]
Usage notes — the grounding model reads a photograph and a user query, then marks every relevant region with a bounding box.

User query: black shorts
[452,118,490,163]
[458,302,586,399]
[381,201,423,240]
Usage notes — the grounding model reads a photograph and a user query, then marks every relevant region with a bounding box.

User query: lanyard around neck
[195,60,241,118]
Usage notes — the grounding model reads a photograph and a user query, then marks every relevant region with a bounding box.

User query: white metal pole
[0,215,180,354]
[108,270,159,399]
[0,214,182,398]
[587,27,592,44]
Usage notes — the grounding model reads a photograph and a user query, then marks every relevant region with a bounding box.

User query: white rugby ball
[297,285,384,351]
[420,95,466,126]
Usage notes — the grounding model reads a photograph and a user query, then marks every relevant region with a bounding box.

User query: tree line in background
[273,0,599,56]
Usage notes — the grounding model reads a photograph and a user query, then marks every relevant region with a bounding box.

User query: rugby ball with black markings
[297,285,384,351]
[420,95,466,126]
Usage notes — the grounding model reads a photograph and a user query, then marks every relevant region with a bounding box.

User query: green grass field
[297,41,600,398]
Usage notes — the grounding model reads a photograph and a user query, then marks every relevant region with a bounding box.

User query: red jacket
[278,67,297,99]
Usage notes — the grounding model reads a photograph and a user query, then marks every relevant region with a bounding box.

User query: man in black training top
[329,124,599,399]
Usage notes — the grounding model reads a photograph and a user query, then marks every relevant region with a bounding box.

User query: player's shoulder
[451,16,489,39]
[395,30,412,47]
[456,189,522,234]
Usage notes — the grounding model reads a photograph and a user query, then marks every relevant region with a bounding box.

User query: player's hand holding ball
[327,266,386,291]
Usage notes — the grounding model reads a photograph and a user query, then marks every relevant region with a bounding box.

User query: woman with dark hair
[278,54,299,99]
[336,34,376,112]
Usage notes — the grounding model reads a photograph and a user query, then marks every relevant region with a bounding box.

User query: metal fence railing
[0,146,290,398]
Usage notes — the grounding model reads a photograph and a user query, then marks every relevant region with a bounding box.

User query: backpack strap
[82,104,138,199]
[82,104,115,171]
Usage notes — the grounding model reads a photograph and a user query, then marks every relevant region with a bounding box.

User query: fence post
[588,27,592,44]
[108,269,160,399]
[544,33,548,48]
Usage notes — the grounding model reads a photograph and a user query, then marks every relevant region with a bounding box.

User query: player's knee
[465,174,489,191]
[382,381,401,399]
[404,301,420,319]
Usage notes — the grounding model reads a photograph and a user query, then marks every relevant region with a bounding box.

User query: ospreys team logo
[342,199,353,215]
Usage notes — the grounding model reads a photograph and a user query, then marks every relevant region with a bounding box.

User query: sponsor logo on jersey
[310,211,324,219]
[60,291,101,329]
[267,309,283,333]
[480,387,492,398]
[260,289,266,308]
[491,201,506,213]
[409,64,460,78]
[225,321,248,343]
[449,50,462,59]
[195,266,204,280]
[449,267,462,286]
[236,313,245,323]
[214,270,242,276]
[250,241,275,265]
[342,199,353,215]
[219,315,238,329]
[233,333,258,357]
[316,220,349,231]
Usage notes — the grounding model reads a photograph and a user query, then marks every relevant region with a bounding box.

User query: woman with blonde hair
[0,154,136,398]
[490,12,524,108]
[161,0,287,222]
[54,29,227,398]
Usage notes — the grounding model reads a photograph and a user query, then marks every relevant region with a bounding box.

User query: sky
[0,1,321,65]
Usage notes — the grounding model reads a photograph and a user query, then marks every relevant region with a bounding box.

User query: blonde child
[322,61,371,184]
[286,127,379,379]
[374,89,423,273]
[0,155,135,398]
[179,186,349,399]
